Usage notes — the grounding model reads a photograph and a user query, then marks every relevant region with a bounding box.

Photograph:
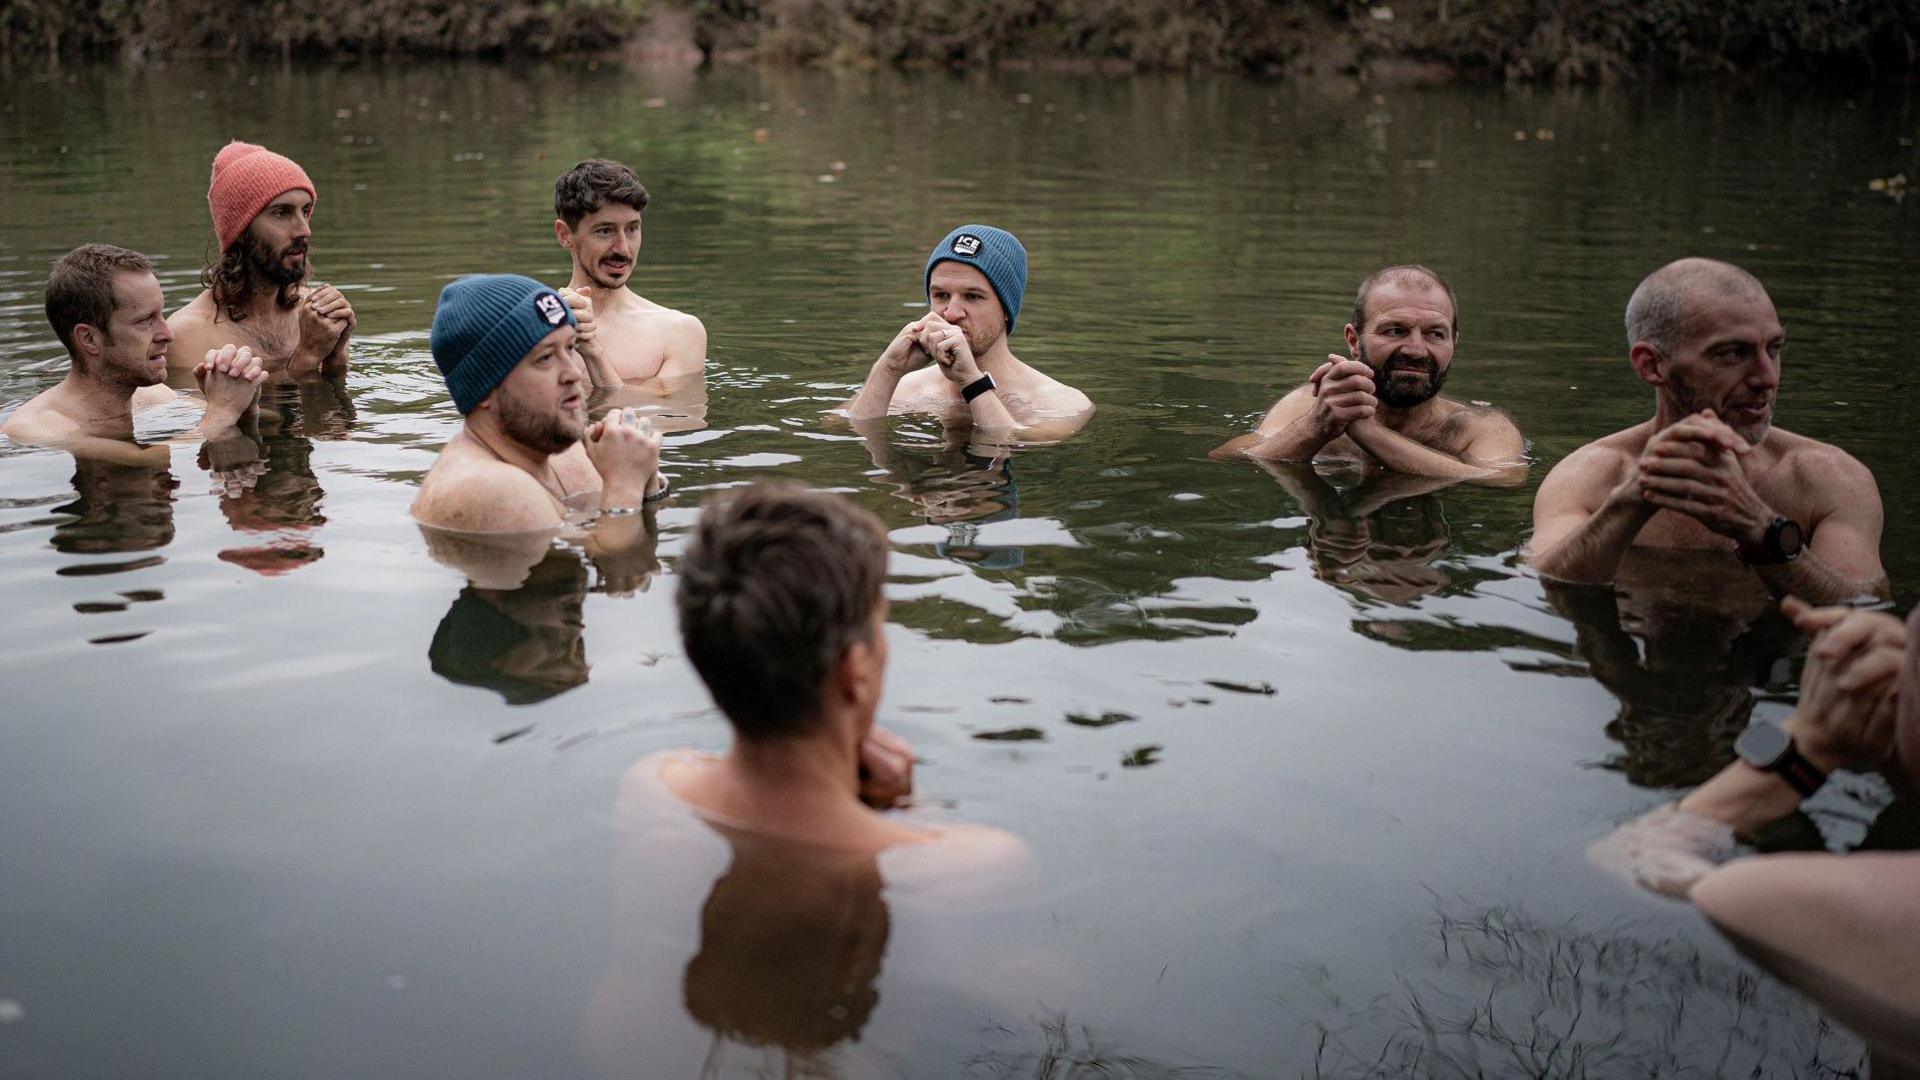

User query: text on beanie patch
[535,292,566,326]
[951,234,982,257]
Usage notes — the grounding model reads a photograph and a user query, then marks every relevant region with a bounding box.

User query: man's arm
[562,287,621,388]
[843,321,933,419]
[1212,358,1374,463]
[658,312,707,379]
[1747,450,1887,603]
[1527,444,1656,583]
[1343,408,1526,483]
[415,469,567,533]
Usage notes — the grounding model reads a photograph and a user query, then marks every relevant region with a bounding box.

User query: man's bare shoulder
[1766,427,1873,481]
[413,444,564,532]
[1534,425,1645,507]
[1436,395,1521,436]
[0,393,61,443]
[165,292,225,368]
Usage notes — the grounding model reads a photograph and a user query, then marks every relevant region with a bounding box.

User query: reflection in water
[683,827,889,1064]
[589,374,710,434]
[206,378,352,576]
[1262,463,1455,606]
[1305,897,1867,1077]
[861,423,1023,569]
[426,548,591,706]
[51,455,178,556]
[1540,579,1800,790]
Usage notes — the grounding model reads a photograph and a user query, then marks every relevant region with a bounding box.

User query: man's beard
[497,390,582,457]
[1668,369,1771,445]
[584,255,631,290]
[242,230,309,289]
[1359,341,1446,408]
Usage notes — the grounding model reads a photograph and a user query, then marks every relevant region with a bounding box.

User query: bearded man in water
[167,140,355,378]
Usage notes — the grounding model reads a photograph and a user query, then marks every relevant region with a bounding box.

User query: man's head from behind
[431,273,585,452]
[1347,264,1458,408]
[46,243,171,387]
[677,483,891,743]
[554,159,651,290]
[1625,258,1782,444]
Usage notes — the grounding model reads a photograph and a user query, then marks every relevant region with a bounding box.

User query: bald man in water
[1530,258,1886,604]
[1213,264,1524,479]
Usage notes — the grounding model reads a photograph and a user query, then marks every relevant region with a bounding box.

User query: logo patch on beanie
[534,292,567,327]
[951,234,983,257]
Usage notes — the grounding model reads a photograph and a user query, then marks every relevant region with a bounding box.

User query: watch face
[1736,721,1791,767]
[1776,518,1805,559]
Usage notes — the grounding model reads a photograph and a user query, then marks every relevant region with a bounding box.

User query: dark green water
[1,59,1916,1077]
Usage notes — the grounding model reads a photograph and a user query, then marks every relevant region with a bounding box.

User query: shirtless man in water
[411,274,667,534]
[843,225,1092,441]
[166,141,354,379]
[1213,264,1524,479]
[1530,258,1885,605]
[4,244,265,464]
[550,159,705,388]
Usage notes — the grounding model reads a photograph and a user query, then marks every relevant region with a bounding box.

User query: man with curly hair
[167,140,354,379]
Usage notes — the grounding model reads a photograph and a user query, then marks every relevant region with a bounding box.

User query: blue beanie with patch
[431,274,576,414]
[925,224,1027,334]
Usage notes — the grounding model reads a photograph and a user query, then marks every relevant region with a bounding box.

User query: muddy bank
[7,0,1918,83]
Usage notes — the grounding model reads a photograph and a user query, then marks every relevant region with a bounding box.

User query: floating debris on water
[974,727,1046,742]
[0,999,22,1024]
[1203,679,1277,696]
[1121,745,1163,768]
[1065,710,1135,728]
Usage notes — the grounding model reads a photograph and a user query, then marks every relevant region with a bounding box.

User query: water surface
[2,60,1917,1077]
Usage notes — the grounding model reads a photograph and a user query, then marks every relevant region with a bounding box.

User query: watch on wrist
[961,372,997,403]
[1738,515,1804,565]
[1734,719,1826,798]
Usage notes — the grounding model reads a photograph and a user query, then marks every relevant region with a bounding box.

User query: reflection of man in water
[428,550,591,705]
[1542,581,1800,790]
[1263,464,1456,606]
[1214,265,1524,479]
[550,159,706,389]
[4,244,264,463]
[843,225,1093,441]
[167,142,355,378]
[1531,258,1886,605]
[861,426,1025,569]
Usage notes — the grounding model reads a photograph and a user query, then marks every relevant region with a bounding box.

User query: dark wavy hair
[202,230,306,324]
[553,159,650,229]
[676,482,889,740]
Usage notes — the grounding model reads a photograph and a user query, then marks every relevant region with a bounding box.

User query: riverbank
[4,0,1917,83]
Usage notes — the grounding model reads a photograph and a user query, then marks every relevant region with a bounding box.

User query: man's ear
[1629,342,1667,387]
[1343,323,1359,358]
[837,636,884,712]
[554,219,573,252]
[70,323,104,364]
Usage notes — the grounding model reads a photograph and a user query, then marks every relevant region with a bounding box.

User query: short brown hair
[1352,264,1458,337]
[553,159,650,229]
[46,244,152,353]
[676,483,889,740]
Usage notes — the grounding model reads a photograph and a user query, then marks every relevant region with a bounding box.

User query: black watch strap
[1771,742,1826,798]
[962,372,997,403]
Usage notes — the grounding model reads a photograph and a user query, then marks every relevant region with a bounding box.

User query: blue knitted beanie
[925,224,1027,334]
[430,274,577,414]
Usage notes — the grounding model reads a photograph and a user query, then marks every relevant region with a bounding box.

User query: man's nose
[291,218,311,240]
[1398,336,1428,358]
[936,299,964,321]
[1749,350,1781,389]
[560,349,584,382]
[154,320,173,346]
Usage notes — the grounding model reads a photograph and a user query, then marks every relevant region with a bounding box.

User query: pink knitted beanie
[207,141,317,252]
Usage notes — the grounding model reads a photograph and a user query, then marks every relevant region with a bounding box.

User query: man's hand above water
[1307,356,1378,437]
[1636,409,1773,546]
[193,344,268,434]
[585,408,663,508]
[858,726,916,809]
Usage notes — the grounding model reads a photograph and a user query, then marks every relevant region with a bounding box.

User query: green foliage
[1,0,648,58]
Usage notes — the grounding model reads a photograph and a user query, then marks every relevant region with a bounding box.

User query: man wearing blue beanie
[412,273,668,536]
[843,225,1092,440]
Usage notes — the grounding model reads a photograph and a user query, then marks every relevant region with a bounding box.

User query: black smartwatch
[1738,515,1804,565]
[961,372,997,403]
[1734,719,1826,798]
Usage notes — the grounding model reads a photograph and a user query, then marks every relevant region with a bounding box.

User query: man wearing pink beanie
[166,140,355,379]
